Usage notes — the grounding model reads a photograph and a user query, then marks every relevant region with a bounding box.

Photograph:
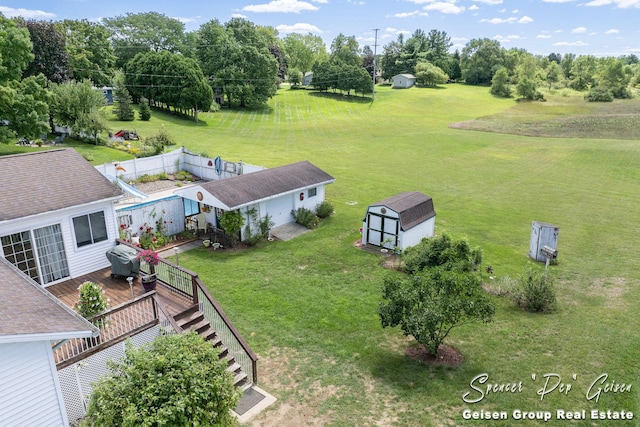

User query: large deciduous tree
[330,33,361,67]
[56,19,116,86]
[460,38,505,85]
[125,51,212,121]
[1,15,50,143]
[103,12,188,68]
[282,32,327,77]
[21,19,71,83]
[197,18,277,108]
[49,79,108,141]
[82,331,240,426]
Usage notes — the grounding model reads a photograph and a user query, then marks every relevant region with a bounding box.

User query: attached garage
[362,192,436,251]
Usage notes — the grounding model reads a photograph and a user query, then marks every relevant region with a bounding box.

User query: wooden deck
[47,267,193,317]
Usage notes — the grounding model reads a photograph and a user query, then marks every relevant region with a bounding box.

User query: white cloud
[571,27,588,33]
[232,13,249,19]
[518,16,534,23]
[493,34,521,43]
[275,22,323,33]
[392,10,429,18]
[469,5,479,10]
[541,0,575,3]
[536,34,552,39]
[554,40,589,46]
[481,17,518,24]
[242,0,319,13]
[473,0,503,4]
[0,6,55,19]
[422,2,466,14]
[605,28,620,34]
[584,0,640,7]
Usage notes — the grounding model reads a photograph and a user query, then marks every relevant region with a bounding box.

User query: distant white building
[392,74,416,89]
[302,72,313,86]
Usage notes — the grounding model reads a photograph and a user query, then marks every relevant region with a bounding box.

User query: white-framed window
[73,211,108,247]
[308,187,317,198]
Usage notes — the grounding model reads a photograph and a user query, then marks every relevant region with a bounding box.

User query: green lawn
[4,85,638,426]
[164,85,638,426]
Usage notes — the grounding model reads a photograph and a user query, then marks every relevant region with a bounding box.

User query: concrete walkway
[269,222,311,241]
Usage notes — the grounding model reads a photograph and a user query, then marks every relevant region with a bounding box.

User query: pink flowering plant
[74,281,109,326]
[137,249,160,266]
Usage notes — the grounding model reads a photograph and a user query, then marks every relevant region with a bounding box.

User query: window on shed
[73,211,108,247]
[308,187,317,198]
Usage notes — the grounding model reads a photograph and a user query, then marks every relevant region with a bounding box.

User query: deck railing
[116,239,259,384]
[55,292,158,369]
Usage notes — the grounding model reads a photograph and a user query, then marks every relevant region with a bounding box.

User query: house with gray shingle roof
[174,161,335,241]
[0,149,123,287]
[362,191,436,251]
[0,258,98,427]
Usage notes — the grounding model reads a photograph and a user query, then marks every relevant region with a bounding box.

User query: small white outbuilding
[362,192,436,251]
[392,74,416,89]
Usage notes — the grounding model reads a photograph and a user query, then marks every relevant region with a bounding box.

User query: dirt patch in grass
[406,344,466,367]
[248,348,337,427]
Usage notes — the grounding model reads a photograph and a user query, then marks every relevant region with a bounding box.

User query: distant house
[392,74,416,89]
[362,192,436,251]
[0,258,98,427]
[174,161,335,240]
[301,72,313,86]
[0,149,124,287]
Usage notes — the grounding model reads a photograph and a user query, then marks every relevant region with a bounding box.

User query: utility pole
[372,28,379,101]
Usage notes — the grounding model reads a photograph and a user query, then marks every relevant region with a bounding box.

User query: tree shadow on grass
[309,91,372,104]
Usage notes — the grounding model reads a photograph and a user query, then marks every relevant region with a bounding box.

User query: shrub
[315,201,334,218]
[291,207,318,229]
[174,170,193,181]
[512,267,557,312]
[219,210,244,246]
[403,234,476,274]
[138,102,151,121]
[585,86,614,102]
[74,281,108,326]
[83,153,95,162]
[82,331,240,427]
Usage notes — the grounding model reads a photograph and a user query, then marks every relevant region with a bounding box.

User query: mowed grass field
[5,84,639,426]
[162,85,639,426]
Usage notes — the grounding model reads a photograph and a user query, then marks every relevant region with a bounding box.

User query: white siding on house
[0,341,69,427]
[0,200,119,287]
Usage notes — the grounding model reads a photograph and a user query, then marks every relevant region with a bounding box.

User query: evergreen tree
[138,102,151,121]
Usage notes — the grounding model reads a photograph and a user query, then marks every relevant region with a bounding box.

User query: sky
[1,0,639,58]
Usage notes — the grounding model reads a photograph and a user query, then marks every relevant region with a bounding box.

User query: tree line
[1,11,639,144]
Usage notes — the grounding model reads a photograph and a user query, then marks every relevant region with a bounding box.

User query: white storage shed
[392,74,416,89]
[362,192,436,251]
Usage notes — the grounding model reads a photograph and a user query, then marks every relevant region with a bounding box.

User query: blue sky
[2,0,639,57]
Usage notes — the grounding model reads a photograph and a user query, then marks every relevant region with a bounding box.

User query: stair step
[233,371,248,387]
[173,304,200,321]
[227,362,241,374]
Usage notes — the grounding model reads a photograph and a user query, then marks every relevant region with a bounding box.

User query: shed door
[366,213,398,248]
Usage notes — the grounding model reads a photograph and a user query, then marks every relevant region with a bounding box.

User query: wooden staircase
[173,305,249,389]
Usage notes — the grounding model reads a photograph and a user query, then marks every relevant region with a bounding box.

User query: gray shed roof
[369,191,436,231]
[0,259,97,343]
[199,161,335,209]
[0,148,123,222]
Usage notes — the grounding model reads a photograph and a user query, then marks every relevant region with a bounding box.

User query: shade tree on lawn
[378,234,494,357]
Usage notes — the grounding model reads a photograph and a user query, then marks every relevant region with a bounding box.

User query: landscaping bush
[585,86,614,102]
[315,201,334,218]
[512,267,557,312]
[81,331,239,427]
[403,234,476,274]
[291,207,318,229]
